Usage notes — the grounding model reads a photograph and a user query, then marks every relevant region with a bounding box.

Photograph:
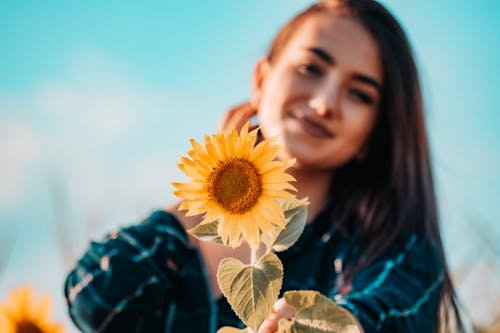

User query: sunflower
[172,123,296,249]
[0,286,64,333]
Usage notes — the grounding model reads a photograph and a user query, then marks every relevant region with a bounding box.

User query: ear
[251,57,271,108]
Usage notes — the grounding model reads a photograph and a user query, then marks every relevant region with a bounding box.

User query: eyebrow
[352,73,382,91]
[308,47,334,64]
[307,47,382,91]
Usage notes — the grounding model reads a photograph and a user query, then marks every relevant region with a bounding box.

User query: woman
[64,1,463,332]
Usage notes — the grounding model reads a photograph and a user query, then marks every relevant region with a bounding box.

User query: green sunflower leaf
[187,219,222,244]
[217,253,283,331]
[278,290,361,333]
[272,198,308,252]
[278,197,309,219]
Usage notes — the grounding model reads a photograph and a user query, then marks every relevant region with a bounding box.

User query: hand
[258,298,364,333]
[258,298,295,333]
[219,101,257,134]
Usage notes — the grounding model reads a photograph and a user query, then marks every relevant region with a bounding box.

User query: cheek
[256,66,312,140]
[345,114,377,150]
[256,100,279,141]
[256,77,288,136]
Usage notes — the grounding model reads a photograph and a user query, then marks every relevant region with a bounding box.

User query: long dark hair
[265,0,463,331]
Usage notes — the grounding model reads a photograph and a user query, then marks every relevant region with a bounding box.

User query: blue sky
[1,0,499,330]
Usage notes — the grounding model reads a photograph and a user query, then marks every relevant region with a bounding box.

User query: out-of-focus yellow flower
[0,286,64,333]
[173,123,296,249]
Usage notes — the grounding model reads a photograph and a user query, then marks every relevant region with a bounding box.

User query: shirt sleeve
[335,235,443,333]
[64,210,199,333]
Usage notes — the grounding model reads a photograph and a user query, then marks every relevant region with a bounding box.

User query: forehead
[281,14,383,82]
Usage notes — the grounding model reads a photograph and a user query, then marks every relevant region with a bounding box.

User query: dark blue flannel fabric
[65,210,442,332]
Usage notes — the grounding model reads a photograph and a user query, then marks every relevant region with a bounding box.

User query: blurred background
[0,0,499,331]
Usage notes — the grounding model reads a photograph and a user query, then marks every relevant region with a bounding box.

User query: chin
[279,149,330,171]
[295,159,335,172]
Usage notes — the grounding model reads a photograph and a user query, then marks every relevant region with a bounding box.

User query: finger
[257,311,282,333]
[273,298,296,318]
[219,102,257,134]
[258,298,296,333]
[223,102,255,132]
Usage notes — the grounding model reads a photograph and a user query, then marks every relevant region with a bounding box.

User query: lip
[291,113,334,139]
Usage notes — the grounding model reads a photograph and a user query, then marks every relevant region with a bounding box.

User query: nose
[309,84,340,118]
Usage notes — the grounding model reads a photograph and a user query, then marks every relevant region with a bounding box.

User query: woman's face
[254,14,383,171]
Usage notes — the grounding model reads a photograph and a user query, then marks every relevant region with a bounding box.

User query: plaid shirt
[65,210,442,332]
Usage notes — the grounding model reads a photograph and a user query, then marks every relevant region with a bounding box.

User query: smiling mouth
[290,113,334,139]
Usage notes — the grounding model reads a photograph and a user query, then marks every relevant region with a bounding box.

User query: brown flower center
[16,321,45,333]
[208,158,262,214]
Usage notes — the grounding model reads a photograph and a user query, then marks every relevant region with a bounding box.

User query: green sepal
[187,219,222,244]
[262,198,308,252]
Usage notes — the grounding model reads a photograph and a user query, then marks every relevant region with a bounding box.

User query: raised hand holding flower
[173,123,360,333]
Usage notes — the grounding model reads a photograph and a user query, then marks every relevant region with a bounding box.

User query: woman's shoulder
[341,234,444,332]
[398,234,442,267]
[102,208,198,249]
[376,233,443,274]
[371,233,441,261]
[133,209,187,238]
[349,233,444,291]
[65,207,209,333]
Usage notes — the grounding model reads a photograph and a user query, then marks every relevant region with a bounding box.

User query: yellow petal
[204,135,221,165]
[228,215,243,246]
[259,160,292,174]
[184,203,214,216]
[177,162,207,180]
[261,172,296,184]
[34,296,52,323]
[213,133,228,160]
[173,187,206,196]
[171,181,204,191]
[187,150,213,169]
[217,217,231,246]
[263,181,297,192]
[258,199,285,228]
[238,126,257,158]
[180,156,212,174]
[252,208,275,235]
[263,188,296,199]
[201,208,221,224]
[173,190,203,200]
[239,122,250,136]
[226,129,238,157]
[249,140,276,162]
[240,211,260,250]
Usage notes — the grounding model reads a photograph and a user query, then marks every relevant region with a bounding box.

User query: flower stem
[251,246,258,265]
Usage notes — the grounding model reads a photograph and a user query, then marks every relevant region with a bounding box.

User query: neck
[289,167,334,223]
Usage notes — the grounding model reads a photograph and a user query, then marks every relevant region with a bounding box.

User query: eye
[296,63,323,77]
[349,88,375,105]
